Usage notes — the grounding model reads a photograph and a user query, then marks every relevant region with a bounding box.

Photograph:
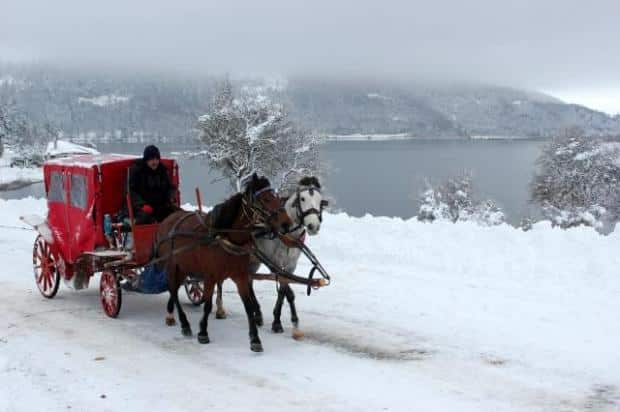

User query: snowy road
[1,198,619,412]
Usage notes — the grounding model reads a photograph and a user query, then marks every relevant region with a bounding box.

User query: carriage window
[70,174,87,209]
[47,172,65,203]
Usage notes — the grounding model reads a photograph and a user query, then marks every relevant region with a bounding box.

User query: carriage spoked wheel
[100,270,122,318]
[184,278,206,306]
[32,235,60,298]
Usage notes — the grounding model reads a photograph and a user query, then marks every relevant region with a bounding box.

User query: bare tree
[198,79,320,192]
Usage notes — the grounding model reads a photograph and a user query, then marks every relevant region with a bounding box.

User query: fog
[2,0,619,101]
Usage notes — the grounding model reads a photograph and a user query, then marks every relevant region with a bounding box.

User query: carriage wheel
[32,235,60,298]
[100,270,122,318]
[184,279,206,306]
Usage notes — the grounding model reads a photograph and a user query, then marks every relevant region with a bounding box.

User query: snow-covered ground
[1,198,619,412]
[46,140,100,158]
[0,152,43,190]
[325,133,414,141]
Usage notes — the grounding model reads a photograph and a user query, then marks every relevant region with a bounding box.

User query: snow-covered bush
[198,79,320,192]
[542,203,606,230]
[418,174,505,226]
[531,127,620,228]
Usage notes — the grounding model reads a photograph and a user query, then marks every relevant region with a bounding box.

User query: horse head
[244,173,292,234]
[287,176,328,236]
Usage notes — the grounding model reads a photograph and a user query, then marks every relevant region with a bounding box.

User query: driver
[128,145,177,224]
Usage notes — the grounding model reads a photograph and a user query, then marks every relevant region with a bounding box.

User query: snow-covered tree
[418,173,505,226]
[531,127,620,228]
[198,79,320,192]
[0,98,55,164]
[0,103,9,158]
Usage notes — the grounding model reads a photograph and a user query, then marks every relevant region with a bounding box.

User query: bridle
[242,185,286,230]
[291,185,329,227]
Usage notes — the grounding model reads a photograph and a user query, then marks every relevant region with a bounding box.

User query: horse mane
[298,176,321,189]
[211,193,243,229]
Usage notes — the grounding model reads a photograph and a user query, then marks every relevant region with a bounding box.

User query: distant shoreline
[323,134,545,142]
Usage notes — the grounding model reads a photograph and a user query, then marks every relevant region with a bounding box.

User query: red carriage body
[43,154,179,267]
[27,153,180,316]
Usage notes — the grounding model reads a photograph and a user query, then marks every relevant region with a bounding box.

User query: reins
[148,183,331,294]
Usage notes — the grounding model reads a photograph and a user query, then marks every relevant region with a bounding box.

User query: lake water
[1,139,546,224]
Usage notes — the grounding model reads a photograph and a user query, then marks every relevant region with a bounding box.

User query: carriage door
[66,170,95,263]
[45,167,71,277]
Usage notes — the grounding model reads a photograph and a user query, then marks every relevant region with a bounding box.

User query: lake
[1,139,546,224]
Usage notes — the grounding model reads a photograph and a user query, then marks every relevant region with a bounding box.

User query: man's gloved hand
[142,204,154,214]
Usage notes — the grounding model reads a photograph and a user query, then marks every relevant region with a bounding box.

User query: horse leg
[165,295,176,326]
[233,277,263,352]
[164,261,176,326]
[215,280,226,319]
[171,266,192,337]
[197,280,215,344]
[248,279,263,327]
[271,285,286,333]
[283,284,303,340]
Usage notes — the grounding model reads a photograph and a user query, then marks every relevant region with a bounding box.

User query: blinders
[245,185,286,225]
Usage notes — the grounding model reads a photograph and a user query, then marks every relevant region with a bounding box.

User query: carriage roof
[44,153,139,168]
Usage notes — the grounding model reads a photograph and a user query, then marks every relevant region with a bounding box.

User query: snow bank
[0,151,43,190]
[325,133,413,141]
[46,140,100,158]
[1,198,619,411]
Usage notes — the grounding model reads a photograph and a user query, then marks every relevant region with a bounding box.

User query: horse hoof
[197,333,210,344]
[255,314,264,327]
[292,328,305,341]
[250,342,264,352]
[271,322,284,334]
[182,327,193,337]
[165,316,176,326]
[215,311,227,320]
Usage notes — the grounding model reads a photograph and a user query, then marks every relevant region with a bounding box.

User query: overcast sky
[2,0,619,113]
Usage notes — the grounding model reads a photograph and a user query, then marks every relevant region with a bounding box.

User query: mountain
[1,63,619,141]
[284,77,620,138]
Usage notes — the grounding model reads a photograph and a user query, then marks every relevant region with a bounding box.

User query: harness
[150,186,278,266]
[147,184,331,293]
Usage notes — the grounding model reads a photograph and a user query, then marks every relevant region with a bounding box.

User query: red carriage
[22,153,331,324]
[21,154,200,318]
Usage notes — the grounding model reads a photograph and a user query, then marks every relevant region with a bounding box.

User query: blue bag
[136,264,169,294]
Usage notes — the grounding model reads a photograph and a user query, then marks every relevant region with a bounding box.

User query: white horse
[214,176,327,339]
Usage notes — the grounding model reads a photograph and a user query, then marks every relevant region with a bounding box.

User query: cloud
[2,0,619,91]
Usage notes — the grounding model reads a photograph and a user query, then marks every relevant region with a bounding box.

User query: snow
[470,135,531,140]
[1,198,619,411]
[574,142,620,161]
[326,133,413,141]
[77,95,130,107]
[46,140,100,158]
[0,151,43,190]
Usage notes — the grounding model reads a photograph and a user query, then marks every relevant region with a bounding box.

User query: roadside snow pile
[0,151,43,190]
[1,198,619,412]
[45,140,100,158]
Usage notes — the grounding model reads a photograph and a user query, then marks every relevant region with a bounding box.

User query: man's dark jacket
[128,160,176,222]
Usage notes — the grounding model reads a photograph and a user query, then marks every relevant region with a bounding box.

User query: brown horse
[154,174,291,352]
